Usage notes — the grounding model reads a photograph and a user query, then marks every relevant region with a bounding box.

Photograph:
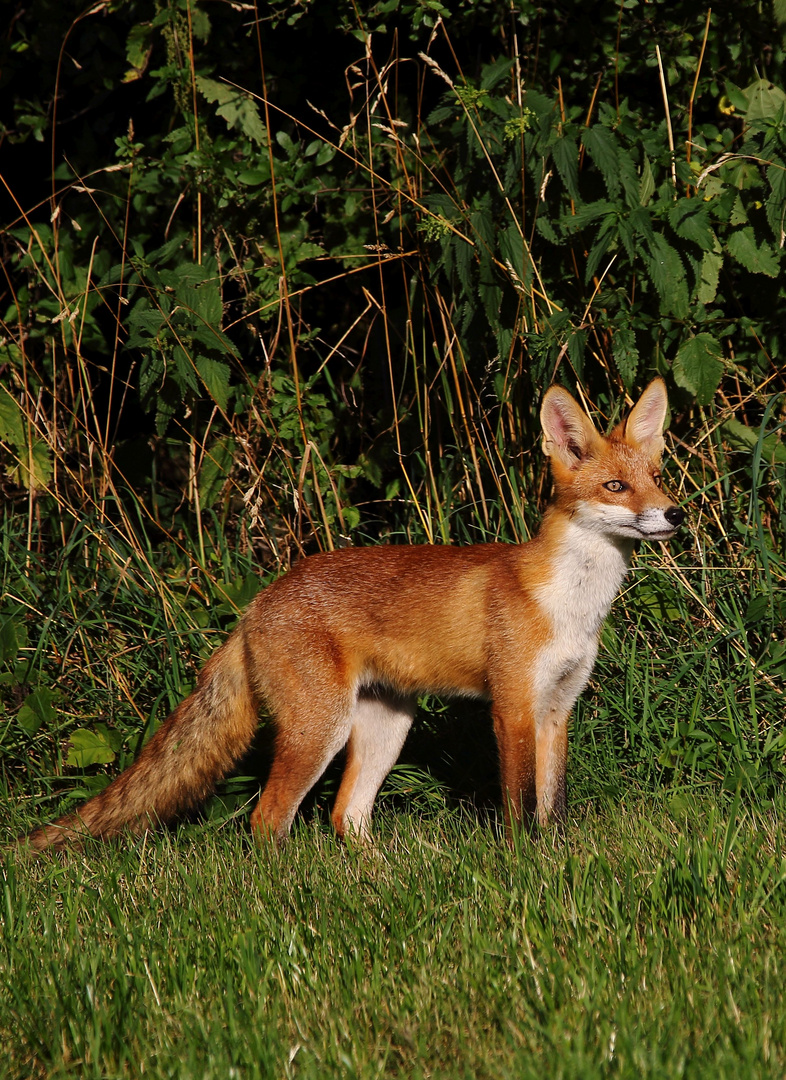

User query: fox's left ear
[620,377,668,461]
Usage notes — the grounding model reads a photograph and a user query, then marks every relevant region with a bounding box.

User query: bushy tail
[24,629,260,852]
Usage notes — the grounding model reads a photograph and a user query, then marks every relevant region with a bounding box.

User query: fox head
[540,378,685,541]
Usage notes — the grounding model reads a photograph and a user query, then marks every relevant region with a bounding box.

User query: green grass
[3,794,786,1079]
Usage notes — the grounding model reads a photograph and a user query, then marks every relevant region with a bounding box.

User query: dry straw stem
[655,44,678,195]
[686,9,713,170]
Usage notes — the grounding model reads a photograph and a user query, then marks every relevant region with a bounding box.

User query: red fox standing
[25,378,685,851]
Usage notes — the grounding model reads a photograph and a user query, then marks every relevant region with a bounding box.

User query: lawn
[3,789,786,1079]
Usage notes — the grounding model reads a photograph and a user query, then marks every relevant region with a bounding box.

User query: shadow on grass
[207,698,502,836]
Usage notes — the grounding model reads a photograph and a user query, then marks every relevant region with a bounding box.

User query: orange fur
[24,379,685,851]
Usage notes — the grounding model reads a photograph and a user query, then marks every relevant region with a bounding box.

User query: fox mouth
[610,521,680,540]
[638,527,678,539]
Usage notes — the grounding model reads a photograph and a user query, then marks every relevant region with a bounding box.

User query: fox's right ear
[540,386,602,471]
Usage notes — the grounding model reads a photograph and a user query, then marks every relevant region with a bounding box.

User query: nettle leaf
[199,436,236,507]
[499,226,527,283]
[612,326,640,389]
[173,347,199,395]
[139,353,165,401]
[726,226,779,276]
[570,199,615,230]
[0,389,25,446]
[552,135,579,201]
[673,333,724,404]
[628,205,654,243]
[644,234,689,318]
[4,431,54,492]
[480,55,514,90]
[126,305,168,348]
[535,216,559,245]
[669,199,716,251]
[639,154,655,206]
[581,125,620,197]
[196,76,267,144]
[177,282,223,326]
[697,250,723,304]
[455,234,474,296]
[765,161,786,244]
[619,152,641,209]
[585,214,617,281]
[567,327,586,378]
[196,356,232,413]
[729,194,749,227]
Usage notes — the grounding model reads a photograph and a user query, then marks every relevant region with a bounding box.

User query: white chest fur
[531,520,633,723]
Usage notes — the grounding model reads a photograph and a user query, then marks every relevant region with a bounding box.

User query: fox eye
[653,474,663,488]
[603,480,627,493]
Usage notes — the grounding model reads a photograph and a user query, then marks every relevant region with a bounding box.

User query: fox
[24,377,685,852]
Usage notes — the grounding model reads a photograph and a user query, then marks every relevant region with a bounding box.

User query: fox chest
[530,531,630,710]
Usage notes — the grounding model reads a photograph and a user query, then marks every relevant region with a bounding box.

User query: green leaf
[697,250,723,304]
[723,80,749,113]
[612,326,640,389]
[722,418,786,464]
[567,328,586,378]
[570,199,615,230]
[726,226,779,276]
[552,136,579,201]
[179,279,223,325]
[238,168,269,186]
[668,200,715,252]
[585,213,616,281]
[581,126,620,197]
[742,78,786,122]
[644,234,689,318]
[0,615,23,663]
[673,333,724,404]
[499,227,526,283]
[196,356,232,413]
[17,687,59,735]
[8,438,54,492]
[0,389,25,446]
[480,56,514,91]
[315,144,336,166]
[199,436,236,507]
[66,726,119,768]
[765,161,786,243]
[639,154,655,206]
[196,76,267,144]
[123,22,152,83]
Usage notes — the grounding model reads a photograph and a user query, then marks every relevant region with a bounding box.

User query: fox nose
[664,506,685,528]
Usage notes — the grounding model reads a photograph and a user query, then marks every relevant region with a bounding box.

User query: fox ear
[621,377,668,460]
[541,386,602,470]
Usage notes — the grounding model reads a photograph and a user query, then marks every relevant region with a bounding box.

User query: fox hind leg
[250,688,356,842]
[331,689,414,840]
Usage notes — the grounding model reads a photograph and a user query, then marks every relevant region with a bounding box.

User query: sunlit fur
[24,379,685,852]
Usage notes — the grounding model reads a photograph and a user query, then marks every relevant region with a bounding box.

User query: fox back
[24,378,685,852]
